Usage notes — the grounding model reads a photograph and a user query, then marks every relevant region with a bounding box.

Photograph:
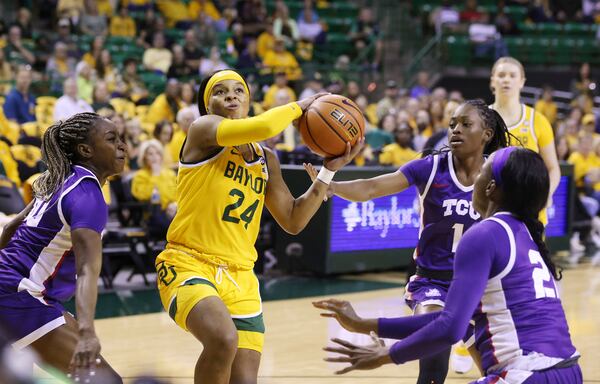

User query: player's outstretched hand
[303,163,335,201]
[323,332,392,375]
[322,137,365,172]
[296,92,330,112]
[312,298,367,333]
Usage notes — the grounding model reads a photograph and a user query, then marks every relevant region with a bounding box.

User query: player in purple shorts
[0,113,126,383]
[308,99,512,383]
[315,147,582,384]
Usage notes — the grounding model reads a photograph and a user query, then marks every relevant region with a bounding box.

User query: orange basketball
[298,94,365,158]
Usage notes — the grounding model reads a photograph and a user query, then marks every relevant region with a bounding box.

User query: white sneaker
[450,343,473,374]
[570,233,586,253]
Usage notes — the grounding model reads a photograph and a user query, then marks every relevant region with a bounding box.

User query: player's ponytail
[496,148,562,280]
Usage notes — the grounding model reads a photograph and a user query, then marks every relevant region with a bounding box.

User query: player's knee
[205,327,238,357]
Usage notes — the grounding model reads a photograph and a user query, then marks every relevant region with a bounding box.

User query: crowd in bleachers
[0,0,598,250]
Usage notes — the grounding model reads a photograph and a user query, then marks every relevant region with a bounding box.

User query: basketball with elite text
[298,94,365,157]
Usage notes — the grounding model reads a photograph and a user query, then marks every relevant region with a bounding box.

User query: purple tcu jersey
[400,152,480,271]
[474,213,578,375]
[0,166,107,304]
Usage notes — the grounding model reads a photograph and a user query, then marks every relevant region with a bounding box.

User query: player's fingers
[319,313,336,318]
[331,338,358,349]
[324,355,354,363]
[335,364,358,374]
[350,137,365,156]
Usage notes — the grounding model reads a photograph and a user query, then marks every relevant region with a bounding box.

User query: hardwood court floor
[38,258,600,383]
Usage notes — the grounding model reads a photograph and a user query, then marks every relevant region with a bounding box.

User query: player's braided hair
[464,99,519,154]
[32,112,101,200]
[498,148,562,280]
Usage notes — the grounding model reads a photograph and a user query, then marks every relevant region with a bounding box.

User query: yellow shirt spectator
[156,0,191,27]
[143,48,173,74]
[262,46,301,80]
[378,143,419,167]
[534,99,557,126]
[131,167,177,209]
[97,0,113,16]
[168,129,186,166]
[257,31,275,59]
[188,0,221,20]
[568,150,600,188]
[110,15,136,37]
[145,94,181,124]
[262,84,296,110]
[0,140,21,187]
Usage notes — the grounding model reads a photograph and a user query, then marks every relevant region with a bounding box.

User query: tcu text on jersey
[442,198,480,220]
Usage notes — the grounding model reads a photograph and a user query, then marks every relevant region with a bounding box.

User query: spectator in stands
[263,72,296,110]
[153,120,176,167]
[237,38,262,73]
[54,18,79,59]
[460,0,484,22]
[535,86,558,125]
[3,66,36,124]
[136,9,159,49]
[297,3,325,45]
[91,80,114,112]
[237,0,268,37]
[494,2,518,35]
[188,0,226,31]
[57,0,85,26]
[0,138,21,186]
[528,0,553,23]
[376,80,399,120]
[0,50,12,96]
[561,118,581,152]
[80,0,108,36]
[75,61,94,104]
[429,0,460,36]
[582,113,600,144]
[168,106,196,163]
[182,29,205,73]
[46,41,76,93]
[366,113,395,151]
[257,23,276,60]
[346,81,362,102]
[298,72,324,99]
[191,10,218,49]
[568,134,600,218]
[82,35,104,68]
[3,25,34,66]
[556,136,570,162]
[168,45,195,79]
[227,23,248,58]
[124,117,146,169]
[124,0,153,12]
[53,77,93,121]
[143,32,173,75]
[379,122,419,167]
[131,139,177,238]
[429,100,446,132]
[410,71,431,99]
[180,82,196,108]
[155,0,194,29]
[469,12,509,60]
[11,8,33,39]
[199,46,228,78]
[110,5,136,37]
[350,7,383,71]
[146,79,181,124]
[263,37,302,81]
[297,0,320,23]
[95,49,117,91]
[122,58,149,104]
[273,1,299,47]
[571,62,597,98]
[423,100,460,156]
[414,109,433,151]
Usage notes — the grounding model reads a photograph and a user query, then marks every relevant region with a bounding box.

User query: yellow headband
[203,70,249,112]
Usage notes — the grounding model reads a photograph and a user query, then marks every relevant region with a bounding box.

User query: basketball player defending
[315,148,582,384]
[309,99,512,384]
[154,69,363,384]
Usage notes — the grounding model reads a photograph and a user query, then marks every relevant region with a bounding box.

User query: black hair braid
[33,112,101,200]
[464,99,517,154]
[499,148,562,281]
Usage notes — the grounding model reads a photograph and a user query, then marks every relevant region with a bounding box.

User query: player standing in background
[307,99,512,384]
[314,147,581,384]
[489,56,561,225]
[0,113,126,383]
[154,69,363,384]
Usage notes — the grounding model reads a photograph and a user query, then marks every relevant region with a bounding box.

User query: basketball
[298,94,365,158]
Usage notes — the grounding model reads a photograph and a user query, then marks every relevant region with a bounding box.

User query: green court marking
[65,276,403,320]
